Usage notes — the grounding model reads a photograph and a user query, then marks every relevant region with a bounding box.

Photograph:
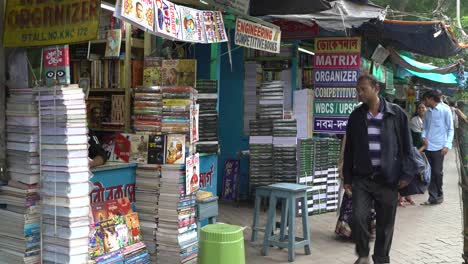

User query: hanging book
[190,104,199,144]
[120,0,155,31]
[105,29,122,58]
[43,45,71,86]
[147,134,165,164]
[154,0,181,39]
[186,153,200,195]
[165,134,185,164]
[179,6,206,43]
[202,11,228,43]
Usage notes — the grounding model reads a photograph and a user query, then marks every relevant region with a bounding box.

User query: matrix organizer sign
[313,37,361,134]
[235,18,281,54]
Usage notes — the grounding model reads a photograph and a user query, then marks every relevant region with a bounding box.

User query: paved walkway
[218,150,464,263]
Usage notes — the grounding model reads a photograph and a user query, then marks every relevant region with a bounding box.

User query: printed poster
[155,0,180,39]
[186,153,200,195]
[179,6,206,43]
[190,104,199,144]
[202,11,228,43]
[222,159,240,201]
[121,0,155,31]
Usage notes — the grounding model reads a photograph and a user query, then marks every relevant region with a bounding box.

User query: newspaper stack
[135,165,161,263]
[162,87,197,134]
[156,165,198,264]
[133,86,162,133]
[37,85,90,264]
[0,86,41,264]
[195,80,218,154]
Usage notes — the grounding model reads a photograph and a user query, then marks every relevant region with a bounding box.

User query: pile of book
[243,62,261,135]
[157,165,198,264]
[133,86,162,133]
[162,87,197,134]
[37,84,91,264]
[257,81,284,120]
[195,80,218,154]
[89,198,150,263]
[272,120,297,183]
[0,86,41,264]
[134,165,161,263]
[248,138,274,199]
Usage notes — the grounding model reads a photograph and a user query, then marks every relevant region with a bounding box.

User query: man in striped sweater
[343,74,414,264]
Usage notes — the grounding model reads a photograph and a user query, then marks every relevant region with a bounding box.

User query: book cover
[190,104,199,144]
[147,134,165,164]
[114,133,131,163]
[121,0,155,31]
[106,198,133,218]
[165,134,185,164]
[186,153,200,195]
[105,29,122,58]
[101,133,117,162]
[115,223,130,248]
[155,0,180,39]
[180,6,206,43]
[100,218,125,253]
[129,134,148,164]
[92,202,109,223]
[143,57,163,86]
[132,60,144,88]
[176,59,197,87]
[161,60,178,86]
[89,223,105,259]
[202,11,228,43]
[125,213,142,245]
[43,45,71,86]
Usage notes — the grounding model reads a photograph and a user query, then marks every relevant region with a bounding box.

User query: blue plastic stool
[261,183,311,262]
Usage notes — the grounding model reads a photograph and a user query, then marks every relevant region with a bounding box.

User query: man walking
[421,90,454,205]
[343,74,415,264]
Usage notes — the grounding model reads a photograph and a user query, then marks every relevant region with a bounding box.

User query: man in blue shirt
[421,89,454,205]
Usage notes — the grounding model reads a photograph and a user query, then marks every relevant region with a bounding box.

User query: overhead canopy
[397,53,458,84]
[360,20,467,58]
[259,0,385,32]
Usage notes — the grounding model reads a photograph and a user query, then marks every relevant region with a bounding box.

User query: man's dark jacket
[343,99,415,188]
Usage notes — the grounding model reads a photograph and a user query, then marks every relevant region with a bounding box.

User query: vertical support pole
[124,23,132,133]
[144,32,152,57]
[0,1,6,180]
[210,43,221,109]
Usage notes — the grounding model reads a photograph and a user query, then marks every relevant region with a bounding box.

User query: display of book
[133,86,162,133]
[195,80,219,154]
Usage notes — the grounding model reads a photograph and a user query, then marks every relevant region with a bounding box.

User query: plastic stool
[261,183,311,262]
[199,224,245,264]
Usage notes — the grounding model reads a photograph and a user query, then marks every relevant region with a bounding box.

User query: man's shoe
[354,257,370,264]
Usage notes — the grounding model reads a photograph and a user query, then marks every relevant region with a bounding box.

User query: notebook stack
[162,87,197,134]
[134,165,161,263]
[0,86,41,264]
[257,81,284,120]
[272,120,297,183]
[37,85,91,264]
[195,80,218,154]
[133,86,162,133]
[157,165,198,264]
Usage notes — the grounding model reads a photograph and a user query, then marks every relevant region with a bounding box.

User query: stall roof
[398,53,458,84]
[360,20,468,58]
[250,0,332,16]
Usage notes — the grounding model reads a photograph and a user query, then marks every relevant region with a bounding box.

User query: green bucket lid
[200,224,244,243]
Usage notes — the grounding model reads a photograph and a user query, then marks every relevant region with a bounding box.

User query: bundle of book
[162,87,197,134]
[272,119,297,183]
[243,62,261,135]
[37,84,91,264]
[0,85,41,264]
[296,138,341,215]
[89,198,150,264]
[195,80,219,154]
[257,81,284,120]
[133,86,162,133]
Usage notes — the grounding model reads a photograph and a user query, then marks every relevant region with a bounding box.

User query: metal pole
[0,0,7,181]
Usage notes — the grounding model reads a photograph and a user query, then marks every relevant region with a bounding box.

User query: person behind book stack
[89,130,108,168]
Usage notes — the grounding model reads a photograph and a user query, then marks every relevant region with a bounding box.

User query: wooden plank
[124,23,132,133]
[0,1,6,180]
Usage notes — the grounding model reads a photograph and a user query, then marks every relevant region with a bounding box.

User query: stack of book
[326,139,341,212]
[248,137,274,199]
[272,120,297,183]
[195,80,218,154]
[0,86,41,264]
[257,81,284,120]
[162,87,197,134]
[133,86,162,133]
[243,62,261,135]
[157,165,198,264]
[37,85,91,264]
[134,165,161,263]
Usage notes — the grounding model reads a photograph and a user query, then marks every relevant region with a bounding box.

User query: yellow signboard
[314,37,361,54]
[3,0,101,47]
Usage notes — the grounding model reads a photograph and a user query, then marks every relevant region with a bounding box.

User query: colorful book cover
[92,202,109,223]
[202,11,228,43]
[89,223,105,259]
[155,0,180,39]
[43,45,71,86]
[147,134,165,164]
[161,59,178,86]
[105,29,122,58]
[186,153,200,195]
[143,57,163,86]
[176,59,196,87]
[114,133,131,163]
[100,219,121,253]
[102,133,117,162]
[165,134,185,164]
[115,224,130,248]
[121,0,155,31]
[190,104,199,144]
[129,134,149,164]
[117,197,133,215]
[180,6,206,43]
[125,213,142,244]
[106,198,133,218]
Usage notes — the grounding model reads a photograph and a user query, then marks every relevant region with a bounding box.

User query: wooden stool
[261,183,311,262]
[251,186,272,242]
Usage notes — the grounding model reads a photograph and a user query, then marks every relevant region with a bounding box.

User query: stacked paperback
[133,86,162,133]
[157,165,198,264]
[37,85,91,264]
[243,62,261,135]
[272,119,297,183]
[0,86,41,264]
[257,81,284,120]
[195,80,218,154]
[162,87,197,134]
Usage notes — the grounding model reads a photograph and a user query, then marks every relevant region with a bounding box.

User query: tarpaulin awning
[397,53,458,84]
[250,0,331,16]
[389,48,463,74]
[260,0,386,32]
[360,20,468,58]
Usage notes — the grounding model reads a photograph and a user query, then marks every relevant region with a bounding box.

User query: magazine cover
[89,223,105,259]
[125,213,142,244]
[165,134,185,164]
[105,29,122,58]
[100,219,121,253]
[106,198,133,218]
[143,57,163,86]
[202,11,228,43]
[179,6,206,43]
[115,224,130,248]
[148,134,165,164]
[43,45,71,86]
[129,134,149,164]
[121,0,155,31]
[186,153,200,195]
[190,104,199,144]
[114,133,131,163]
[92,202,109,223]
[155,0,180,39]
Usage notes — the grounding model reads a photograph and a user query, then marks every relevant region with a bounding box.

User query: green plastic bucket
[199,224,245,264]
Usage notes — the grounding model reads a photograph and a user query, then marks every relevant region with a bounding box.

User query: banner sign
[199,154,218,195]
[272,20,319,40]
[222,159,240,201]
[90,164,137,206]
[235,18,281,54]
[313,37,362,134]
[3,0,100,47]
